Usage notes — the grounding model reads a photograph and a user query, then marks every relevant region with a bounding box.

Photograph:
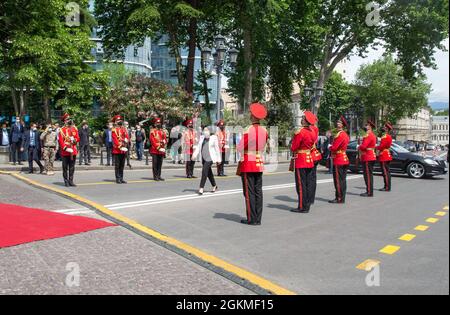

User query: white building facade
[431,116,449,146]
[395,108,432,142]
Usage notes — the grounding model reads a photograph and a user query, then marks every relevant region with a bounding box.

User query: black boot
[360,192,373,197]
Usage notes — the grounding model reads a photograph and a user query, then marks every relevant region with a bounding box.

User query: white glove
[159,148,166,153]
[120,147,129,152]
[66,148,74,153]
[224,145,230,149]
[124,138,129,143]
[328,144,332,149]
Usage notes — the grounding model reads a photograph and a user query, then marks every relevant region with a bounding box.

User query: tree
[306,0,448,112]
[1,0,107,122]
[101,74,195,124]
[355,55,431,125]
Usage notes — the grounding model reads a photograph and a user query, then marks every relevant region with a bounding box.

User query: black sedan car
[343,141,448,179]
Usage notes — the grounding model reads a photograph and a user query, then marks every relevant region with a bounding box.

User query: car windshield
[392,143,410,153]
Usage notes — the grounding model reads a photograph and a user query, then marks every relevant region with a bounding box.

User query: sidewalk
[0,174,252,295]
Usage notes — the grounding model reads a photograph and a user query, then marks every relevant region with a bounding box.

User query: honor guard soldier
[183,119,197,178]
[59,113,80,187]
[328,116,350,204]
[216,120,229,176]
[377,122,393,192]
[291,111,316,213]
[237,103,269,226]
[112,115,130,184]
[150,117,167,181]
[310,115,322,204]
[358,120,377,197]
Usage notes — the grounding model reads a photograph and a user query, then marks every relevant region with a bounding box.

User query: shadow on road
[213,213,244,223]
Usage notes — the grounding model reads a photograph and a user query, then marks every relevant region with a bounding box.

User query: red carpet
[0,203,116,248]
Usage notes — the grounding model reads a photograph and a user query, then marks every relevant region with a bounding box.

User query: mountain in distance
[429,101,449,110]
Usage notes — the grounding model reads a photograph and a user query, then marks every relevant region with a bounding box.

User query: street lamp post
[303,80,325,116]
[201,37,238,122]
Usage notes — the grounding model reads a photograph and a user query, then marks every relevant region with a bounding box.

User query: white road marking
[106,175,363,210]
[54,208,94,215]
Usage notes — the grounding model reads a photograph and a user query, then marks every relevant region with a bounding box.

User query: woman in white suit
[192,127,221,195]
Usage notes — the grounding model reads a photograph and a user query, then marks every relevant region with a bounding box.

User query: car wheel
[407,162,426,179]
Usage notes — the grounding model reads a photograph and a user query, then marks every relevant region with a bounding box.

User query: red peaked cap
[216,120,225,127]
[303,111,317,125]
[250,103,268,120]
[384,122,393,131]
[112,115,122,123]
[61,113,71,122]
[339,115,348,128]
[367,120,376,128]
[184,118,193,126]
[153,117,162,124]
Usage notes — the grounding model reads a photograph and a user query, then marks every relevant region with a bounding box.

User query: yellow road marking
[415,225,429,231]
[3,172,296,295]
[399,234,416,242]
[435,211,447,217]
[74,171,292,187]
[426,218,439,224]
[356,259,380,271]
[379,245,400,255]
[443,206,449,211]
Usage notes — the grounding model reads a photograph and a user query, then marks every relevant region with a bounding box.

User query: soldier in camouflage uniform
[40,123,58,175]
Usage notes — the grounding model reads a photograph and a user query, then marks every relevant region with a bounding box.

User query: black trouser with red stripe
[295,168,314,211]
[152,154,164,179]
[216,151,226,176]
[310,162,319,204]
[186,154,195,177]
[380,161,391,191]
[362,161,375,196]
[241,172,263,224]
[113,154,126,181]
[333,165,348,202]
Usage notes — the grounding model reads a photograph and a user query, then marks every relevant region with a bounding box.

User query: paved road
[14,163,449,295]
[0,175,252,295]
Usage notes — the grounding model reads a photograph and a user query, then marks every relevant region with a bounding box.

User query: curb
[0,171,297,296]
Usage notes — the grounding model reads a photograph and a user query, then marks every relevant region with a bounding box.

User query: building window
[134,47,139,57]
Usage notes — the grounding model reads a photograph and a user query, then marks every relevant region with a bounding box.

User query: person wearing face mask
[357,120,377,197]
[135,124,146,161]
[376,122,394,192]
[22,122,44,174]
[192,127,220,195]
[40,123,58,175]
[10,117,24,165]
[183,118,198,178]
[79,121,91,166]
[104,122,114,166]
[59,114,80,187]
[0,123,10,148]
[112,115,130,184]
[149,117,167,181]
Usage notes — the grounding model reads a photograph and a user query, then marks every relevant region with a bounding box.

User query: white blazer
[192,135,222,164]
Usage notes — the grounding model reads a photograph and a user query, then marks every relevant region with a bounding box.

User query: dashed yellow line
[443,206,449,211]
[379,245,401,255]
[356,259,380,271]
[436,211,447,217]
[415,225,430,232]
[426,218,440,224]
[1,172,296,295]
[399,234,416,242]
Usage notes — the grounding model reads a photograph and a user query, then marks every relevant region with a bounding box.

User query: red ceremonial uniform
[59,126,80,157]
[291,127,315,169]
[310,125,322,162]
[376,133,393,162]
[150,128,167,155]
[183,128,197,155]
[237,124,269,173]
[112,127,130,155]
[359,131,377,162]
[217,129,228,153]
[330,130,350,165]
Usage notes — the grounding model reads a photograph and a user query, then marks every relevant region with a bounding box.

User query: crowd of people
[0,103,442,226]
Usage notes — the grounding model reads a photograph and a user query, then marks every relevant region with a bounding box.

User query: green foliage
[101,73,195,125]
[355,55,432,124]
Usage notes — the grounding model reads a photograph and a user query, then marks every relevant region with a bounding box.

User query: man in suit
[21,122,44,174]
[0,122,10,147]
[10,118,24,165]
[104,122,114,166]
[79,121,91,166]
